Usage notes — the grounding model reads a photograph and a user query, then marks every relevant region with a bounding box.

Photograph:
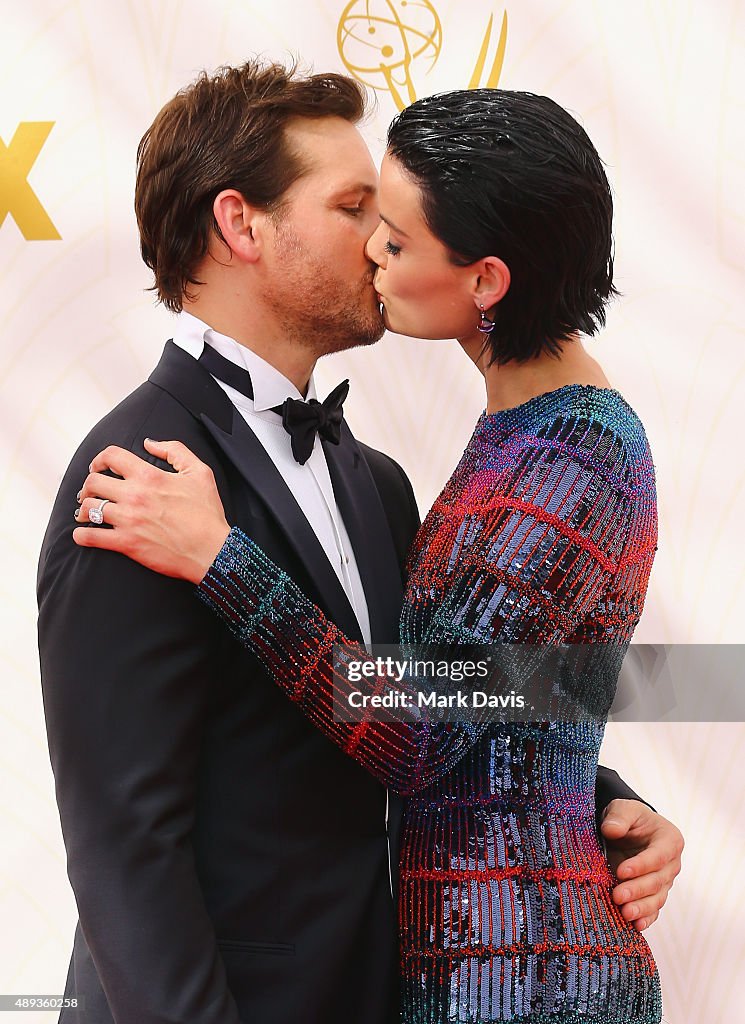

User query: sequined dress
[198,384,662,1023]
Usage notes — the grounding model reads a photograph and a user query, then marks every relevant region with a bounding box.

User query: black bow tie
[198,343,349,465]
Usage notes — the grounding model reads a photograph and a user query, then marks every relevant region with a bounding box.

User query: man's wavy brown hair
[135,60,366,312]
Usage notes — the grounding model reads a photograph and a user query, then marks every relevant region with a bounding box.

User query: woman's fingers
[72,439,228,583]
[143,438,199,473]
[77,441,199,517]
[72,524,126,552]
[89,445,153,478]
[74,496,122,526]
[84,441,207,494]
[77,471,127,504]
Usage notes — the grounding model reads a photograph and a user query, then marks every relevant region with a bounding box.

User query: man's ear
[472,255,511,314]
[212,189,264,264]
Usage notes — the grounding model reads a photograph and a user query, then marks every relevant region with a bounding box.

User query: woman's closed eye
[384,239,401,256]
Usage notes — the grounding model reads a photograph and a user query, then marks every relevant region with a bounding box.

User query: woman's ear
[473,256,511,313]
[212,189,262,264]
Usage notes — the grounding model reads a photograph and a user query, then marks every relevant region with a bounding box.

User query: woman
[74,90,662,1022]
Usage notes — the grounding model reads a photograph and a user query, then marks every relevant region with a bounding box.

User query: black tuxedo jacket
[37,341,649,1024]
[38,341,413,1023]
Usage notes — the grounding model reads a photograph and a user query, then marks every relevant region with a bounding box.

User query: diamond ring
[88,498,111,525]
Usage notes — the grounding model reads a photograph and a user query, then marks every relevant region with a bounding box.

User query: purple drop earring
[477,304,495,334]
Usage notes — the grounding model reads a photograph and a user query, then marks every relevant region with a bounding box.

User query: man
[38,61,682,1023]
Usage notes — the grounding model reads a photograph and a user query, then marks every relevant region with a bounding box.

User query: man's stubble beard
[268,222,385,359]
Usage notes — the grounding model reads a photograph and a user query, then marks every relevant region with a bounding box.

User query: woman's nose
[365,221,387,267]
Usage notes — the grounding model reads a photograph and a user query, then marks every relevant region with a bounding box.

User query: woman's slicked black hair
[386,89,618,363]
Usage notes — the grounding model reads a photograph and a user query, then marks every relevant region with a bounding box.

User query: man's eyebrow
[380,213,409,238]
[329,182,377,198]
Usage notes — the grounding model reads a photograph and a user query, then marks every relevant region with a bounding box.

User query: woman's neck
[462,334,612,414]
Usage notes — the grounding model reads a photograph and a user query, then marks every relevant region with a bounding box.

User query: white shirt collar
[173,310,317,411]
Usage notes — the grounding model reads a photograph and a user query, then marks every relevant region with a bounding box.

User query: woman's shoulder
[477,383,655,488]
[488,384,650,451]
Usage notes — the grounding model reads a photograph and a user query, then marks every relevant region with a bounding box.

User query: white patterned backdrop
[1,1,744,1021]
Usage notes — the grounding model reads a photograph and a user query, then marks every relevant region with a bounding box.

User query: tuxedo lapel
[201,409,365,642]
[149,341,364,643]
[322,422,403,643]
[149,341,233,432]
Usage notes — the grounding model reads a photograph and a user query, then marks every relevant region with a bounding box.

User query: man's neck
[183,298,316,397]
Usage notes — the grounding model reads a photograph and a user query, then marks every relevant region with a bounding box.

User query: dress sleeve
[197,416,637,795]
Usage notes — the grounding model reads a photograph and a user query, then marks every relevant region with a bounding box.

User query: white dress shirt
[171,311,371,645]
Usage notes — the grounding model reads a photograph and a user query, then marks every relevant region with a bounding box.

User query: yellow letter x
[0,122,61,240]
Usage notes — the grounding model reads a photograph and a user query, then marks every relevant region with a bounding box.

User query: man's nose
[365,221,387,267]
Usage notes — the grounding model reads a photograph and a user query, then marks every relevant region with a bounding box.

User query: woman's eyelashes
[384,239,401,256]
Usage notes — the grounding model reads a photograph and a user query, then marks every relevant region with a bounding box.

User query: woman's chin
[381,307,413,339]
[382,306,451,341]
